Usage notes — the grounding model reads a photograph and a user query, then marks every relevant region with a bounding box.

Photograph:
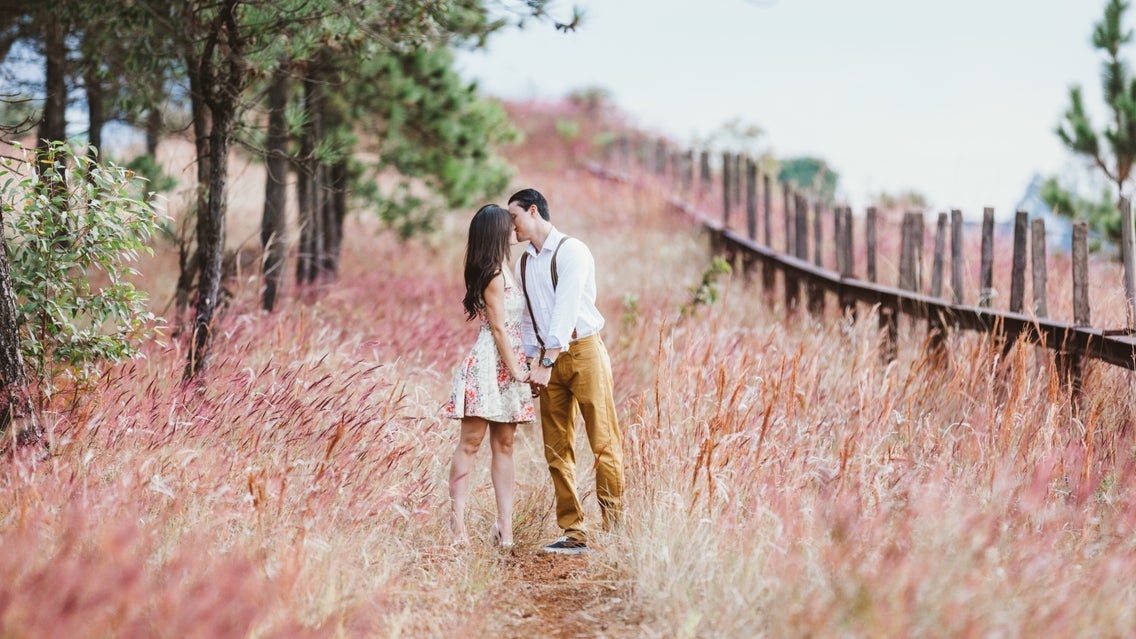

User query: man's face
[508,202,536,241]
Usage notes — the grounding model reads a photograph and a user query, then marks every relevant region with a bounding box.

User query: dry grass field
[0,102,1134,638]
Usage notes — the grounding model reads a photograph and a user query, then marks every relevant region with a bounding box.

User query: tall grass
[1,105,1133,637]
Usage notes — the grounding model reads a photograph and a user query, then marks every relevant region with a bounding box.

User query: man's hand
[529,363,552,396]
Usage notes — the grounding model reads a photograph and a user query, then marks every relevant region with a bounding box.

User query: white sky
[456,0,1114,220]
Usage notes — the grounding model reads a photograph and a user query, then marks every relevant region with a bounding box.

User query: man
[508,188,624,555]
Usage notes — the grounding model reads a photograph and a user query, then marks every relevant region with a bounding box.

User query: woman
[443,204,535,549]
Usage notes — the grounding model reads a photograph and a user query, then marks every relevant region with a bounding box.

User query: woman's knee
[489,425,515,454]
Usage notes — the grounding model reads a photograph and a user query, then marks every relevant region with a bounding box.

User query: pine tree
[1057,0,1136,247]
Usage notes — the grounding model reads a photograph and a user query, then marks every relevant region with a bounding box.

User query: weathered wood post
[898,212,923,293]
[932,212,947,297]
[1010,210,1029,314]
[732,153,743,213]
[722,151,732,229]
[1062,221,1091,400]
[867,206,894,361]
[808,199,824,316]
[866,206,878,283]
[655,138,667,176]
[783,182,793,255]
[837,207,856,318]
[929,212,948,355]
[745,157,757,241]
[1030,218,1048,317]
[699,150,711,196]
[980,207,995,308]
[1031,217,1049,370]
[951,209,964,305]
[1121,196,1136,329]
[762,173,775,295]
[783,182,795,310]
[738,158,756,278]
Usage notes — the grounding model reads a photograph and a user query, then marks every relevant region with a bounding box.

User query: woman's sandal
[489,522,515,550]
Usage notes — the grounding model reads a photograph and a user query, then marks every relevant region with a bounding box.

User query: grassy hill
[0,101,1134,637]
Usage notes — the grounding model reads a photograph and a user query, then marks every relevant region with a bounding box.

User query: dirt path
[483,550,647,638]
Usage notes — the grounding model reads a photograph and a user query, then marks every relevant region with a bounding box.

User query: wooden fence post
[932,212,947,297]
[951,209,964,305]
[899,212,923,293]
[695,148,704,194]
[866,206,878,283]
[868,207,891,363]
[929,212,948,355]
[980,207,995,308]
[1062,221,1091,400]
[739,158,756,278]
[795,194,810,263]
[1010,210,1028,314]
[838,207,856,318]
[732,154,743,213]
[1121,196,1136,329]
[1031,218,1048,317]
[722,151,732,229]
[808,199,824,316]
[783,182,794,310]
[783,182,793,255]
[745,157,757,241]
[1031,217,1049,370]
[762,174,775,294]
[655,138,667,175]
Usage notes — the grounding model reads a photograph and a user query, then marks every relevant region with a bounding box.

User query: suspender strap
[520,236,571,357]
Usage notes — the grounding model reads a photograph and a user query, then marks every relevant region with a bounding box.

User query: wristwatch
[539,356,556,369]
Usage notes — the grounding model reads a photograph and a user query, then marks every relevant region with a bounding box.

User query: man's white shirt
[514,226,605,358]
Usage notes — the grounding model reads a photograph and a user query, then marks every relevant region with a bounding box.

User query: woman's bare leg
[449,417,488,543]
[488,421,517,546]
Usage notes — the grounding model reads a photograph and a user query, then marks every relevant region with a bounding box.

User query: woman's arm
[484,272,529,382]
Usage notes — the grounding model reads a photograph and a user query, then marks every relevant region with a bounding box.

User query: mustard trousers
[539,334,624,541]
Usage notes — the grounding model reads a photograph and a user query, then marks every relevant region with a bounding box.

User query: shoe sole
[542,546,589,555]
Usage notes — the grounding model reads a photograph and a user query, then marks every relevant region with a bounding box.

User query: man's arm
[546,239,591,350]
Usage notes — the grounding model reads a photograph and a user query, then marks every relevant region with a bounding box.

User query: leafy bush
[0,143,164,402]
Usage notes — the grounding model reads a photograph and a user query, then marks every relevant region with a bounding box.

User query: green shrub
[0,143,164,402]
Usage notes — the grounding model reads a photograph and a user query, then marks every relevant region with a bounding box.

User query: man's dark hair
[508,188,550,221]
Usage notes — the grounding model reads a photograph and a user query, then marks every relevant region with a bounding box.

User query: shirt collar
[527,225,563,256]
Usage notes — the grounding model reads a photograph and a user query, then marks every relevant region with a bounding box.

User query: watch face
[540,357,554,368]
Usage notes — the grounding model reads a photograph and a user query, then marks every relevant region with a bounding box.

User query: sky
[456,0,1114,220]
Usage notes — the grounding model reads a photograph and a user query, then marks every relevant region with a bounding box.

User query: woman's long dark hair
[462,204,513,320]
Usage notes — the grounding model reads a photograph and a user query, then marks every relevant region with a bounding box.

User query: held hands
[528,363,552,397]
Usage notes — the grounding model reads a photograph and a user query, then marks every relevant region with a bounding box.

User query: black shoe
[541,536,588,555]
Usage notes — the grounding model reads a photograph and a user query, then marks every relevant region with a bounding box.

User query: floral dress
[443,271,535,423]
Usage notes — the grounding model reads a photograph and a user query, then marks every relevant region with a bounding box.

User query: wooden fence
[596,137,1136,392]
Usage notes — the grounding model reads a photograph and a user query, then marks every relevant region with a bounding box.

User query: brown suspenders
[520,236,570,358]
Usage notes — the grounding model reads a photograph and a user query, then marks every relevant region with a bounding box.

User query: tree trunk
[174,70,212,336]
[85,67,105,161]
[185,109,231,378]
[145,106,162,158]
[261,61,290,312]
[38,14,67,149]
[0,220,40,447]
[295,71,325,287]
[184,0,243,379]
[326,158,348,277]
